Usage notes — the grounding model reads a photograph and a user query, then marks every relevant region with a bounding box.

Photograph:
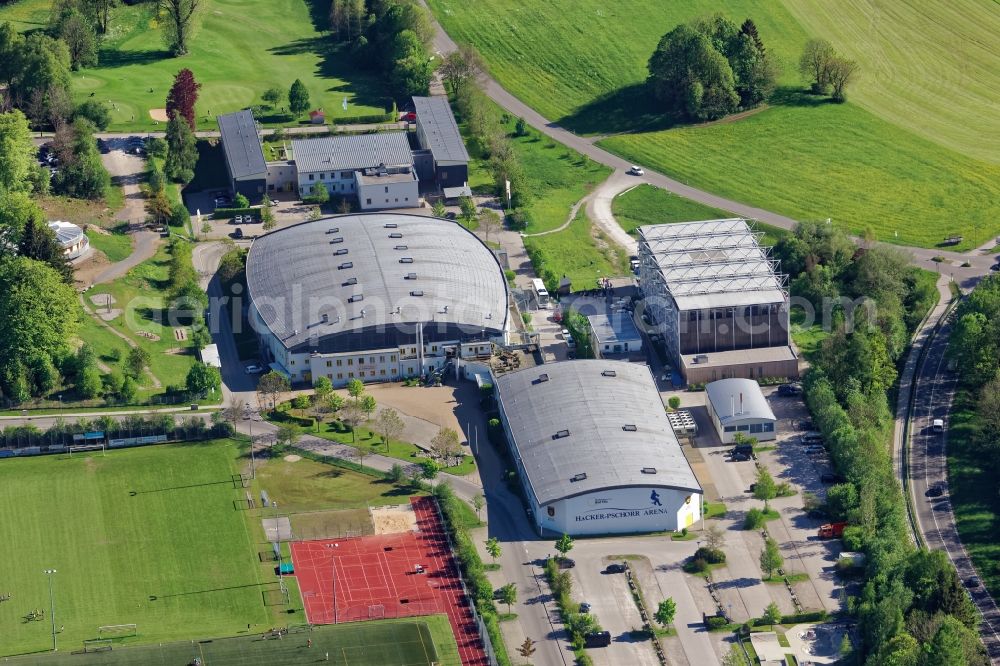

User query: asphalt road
[907,302,1000,660]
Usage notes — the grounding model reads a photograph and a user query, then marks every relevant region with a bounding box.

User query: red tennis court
[290,497,489,665]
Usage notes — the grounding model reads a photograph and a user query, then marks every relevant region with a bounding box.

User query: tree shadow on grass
[556,82,684,136]
[97,47,171,69]
[268,38,390,110]
[769,86,835,108]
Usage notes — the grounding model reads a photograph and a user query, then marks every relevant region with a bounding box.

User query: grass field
[599,100,1000,250]
[0,441,270,656]
[427,0,1000,250]
[9,617,459,665]
[611,183,788,247]
[253,452,418,514]
[85,228,134,263]
[523,211,630,292]
[0,0,388,131]
[464,102,610,234]
[86,242,199,392]
[947,390,1000,598]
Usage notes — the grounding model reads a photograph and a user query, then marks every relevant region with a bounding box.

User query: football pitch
[7,619,454,665]
[0,440,271,656]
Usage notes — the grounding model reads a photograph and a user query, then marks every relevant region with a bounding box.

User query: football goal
[83,638,113,653]
[98,623,137,639]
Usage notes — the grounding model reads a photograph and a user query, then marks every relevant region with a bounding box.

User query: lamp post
[43,569,57,651]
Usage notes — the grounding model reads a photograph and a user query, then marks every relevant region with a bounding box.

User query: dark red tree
[165,68,201,130]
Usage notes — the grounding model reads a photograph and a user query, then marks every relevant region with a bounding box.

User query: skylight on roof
[338,262,353,269]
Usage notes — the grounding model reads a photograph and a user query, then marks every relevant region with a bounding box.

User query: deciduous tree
[654,598,677,628]
[430,427,461,466]
[374,407,404,453]
[0,110,37,191]
[165,113,197,183]
[340,403,365,443]
[185,362,220,396]
[799,38,836,94]
[753,466,777,511]
[759,537,782,580]
[554,533,574,559]
[762,601,782,629]
[166,68,200,130]
[158,0,200,56]
[288,79,310,116]
[827,56,859,102]
[257,370,290,409]
[261,86,283,108]
[497,582,517,615]
[485,536,501,562]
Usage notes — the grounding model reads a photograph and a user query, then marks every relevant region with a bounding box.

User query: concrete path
[77,294,162,388]
[584,170,641,255]
[88,230,160,286]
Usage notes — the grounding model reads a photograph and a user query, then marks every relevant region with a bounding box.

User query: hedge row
[436,489,512,666]
[213,207,257,220]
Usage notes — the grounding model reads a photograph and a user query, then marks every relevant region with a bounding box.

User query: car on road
[244,364,264,374]
[604,563,626,574]
[926,483,945,497]
[579,602,591,614]
[627,165,644,176]
[932,418,945,433]
[800,431,824,445]
[967,576,981,588]
[777,382,803,396]
[556,557,576,570]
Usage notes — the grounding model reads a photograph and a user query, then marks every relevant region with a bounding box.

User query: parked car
[584,631,611,648]
[731,452,751,462]
[579,602,591,614]
[926,483,945,498]
[967,576,981,588]
[556,558,575,570]
[627,165,644,176]
[605,563,626,574]
[244,364,263,374]
[932,418,945,433]
[777,382,803,396]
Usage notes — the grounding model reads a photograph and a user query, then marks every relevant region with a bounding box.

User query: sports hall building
[245,213,509,386]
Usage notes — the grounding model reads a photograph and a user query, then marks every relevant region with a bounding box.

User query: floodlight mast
[43,569,57,651]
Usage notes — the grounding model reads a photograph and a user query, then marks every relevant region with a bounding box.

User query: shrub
[841,525,864,551]
[506,208,532,230]
[706,615,729,630]
[687,557,708,573]
[291,395,310,410]
[233,193,250,208]
[503,269,516,284]
[146,137,167,158]
[744,508,766,530]
[212,207,256,220]
[693,546,726,564]
[667,396,681,410]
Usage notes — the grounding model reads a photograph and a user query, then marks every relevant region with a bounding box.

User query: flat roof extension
[292,133,413,174]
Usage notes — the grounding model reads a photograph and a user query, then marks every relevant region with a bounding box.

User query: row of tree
[784,221,985,664]
[328,0,433,100]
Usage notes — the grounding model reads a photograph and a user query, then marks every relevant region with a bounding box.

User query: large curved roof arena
[246,213,509,354]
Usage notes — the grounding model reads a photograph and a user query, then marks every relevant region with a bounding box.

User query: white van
[932,418,945,433]
[530,278,549,307]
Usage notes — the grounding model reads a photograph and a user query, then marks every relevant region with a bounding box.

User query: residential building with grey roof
[217,109,267,201]
[494,360,702,536]
[412,96,469,193]
[246,213,508,386]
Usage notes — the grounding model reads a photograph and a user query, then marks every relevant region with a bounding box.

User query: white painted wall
[536,486,702,536]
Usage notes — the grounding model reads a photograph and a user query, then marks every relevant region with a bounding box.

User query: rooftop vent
[536,373,549,383]
[399,257,413,264]
[330,237,344,244]
[321,313,329,323]
[325,227,340,234]
[622,424,637,432]
[553,429,570,439]
[410,290,424,297]
[389,232,403,239]
[384,223,398,229]
[570,472,587,482]
[641,467,657,475]
[405,272,417,280]
[394,245,408,250]
[334,248,348,256]
[348,294,363,303]
[602,370,617,377]
[344,277,357,286]
[338,262,353,270]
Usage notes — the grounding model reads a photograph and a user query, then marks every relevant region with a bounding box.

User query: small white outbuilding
[704,378,777,444]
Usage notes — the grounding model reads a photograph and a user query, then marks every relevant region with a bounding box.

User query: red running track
[289,497,489,666]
